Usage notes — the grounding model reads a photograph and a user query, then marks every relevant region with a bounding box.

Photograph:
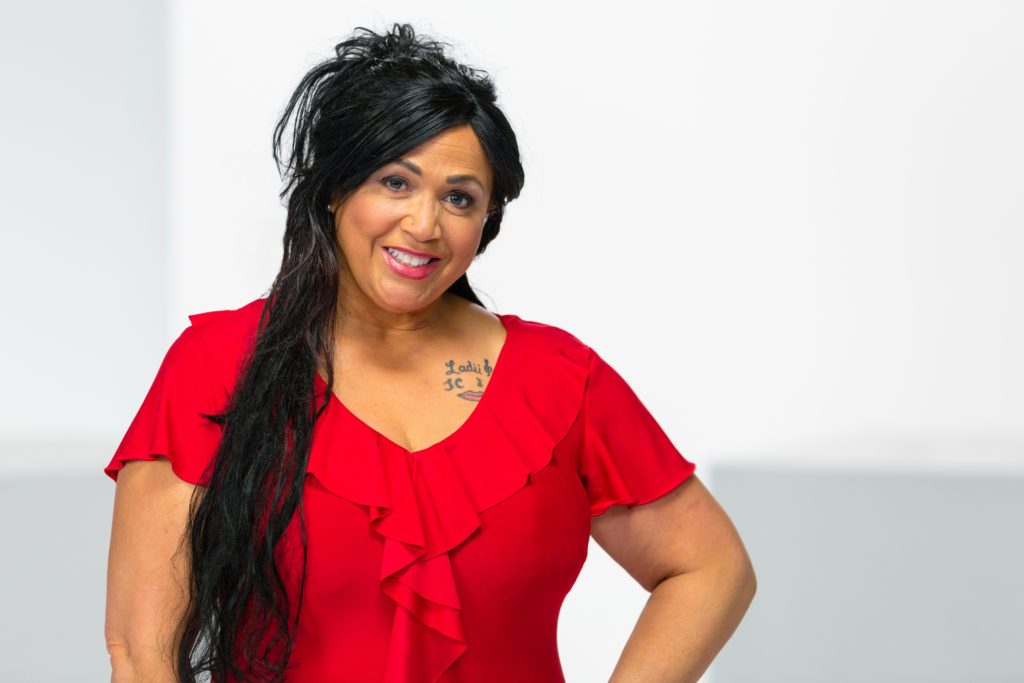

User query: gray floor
[4,468,1022,682]
[711,466,1024,683]
[1,473,113,682]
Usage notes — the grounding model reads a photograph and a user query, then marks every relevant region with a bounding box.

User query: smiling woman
[330,124,494,307]
[103,22,754,683]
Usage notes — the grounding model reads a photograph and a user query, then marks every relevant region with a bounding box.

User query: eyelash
[381,175,475,209]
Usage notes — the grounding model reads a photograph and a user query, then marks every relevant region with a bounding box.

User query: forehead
[400,124,492,182]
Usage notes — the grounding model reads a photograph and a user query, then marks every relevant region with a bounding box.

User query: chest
[296,396,592,605]
[326,333,506,454]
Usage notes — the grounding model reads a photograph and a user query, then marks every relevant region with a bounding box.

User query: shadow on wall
[711,463,1024,683]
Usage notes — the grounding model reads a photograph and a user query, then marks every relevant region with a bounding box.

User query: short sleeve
[104,325,227,486]
[578,348,696,516]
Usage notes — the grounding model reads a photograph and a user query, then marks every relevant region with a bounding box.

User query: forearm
[608,561,756,683]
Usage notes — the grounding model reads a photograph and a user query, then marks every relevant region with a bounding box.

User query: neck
[334,286,461,353]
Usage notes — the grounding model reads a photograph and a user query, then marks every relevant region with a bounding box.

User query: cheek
[450,222,485,261]
[338,197,398,244]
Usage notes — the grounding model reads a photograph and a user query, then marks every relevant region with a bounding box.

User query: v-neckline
[314,313,518,456]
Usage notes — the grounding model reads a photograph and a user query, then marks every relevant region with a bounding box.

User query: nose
[403,195,441,241]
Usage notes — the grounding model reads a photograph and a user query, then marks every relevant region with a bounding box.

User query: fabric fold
[305,318,591,682]
[104,325,226,486]
[578,346,697,517]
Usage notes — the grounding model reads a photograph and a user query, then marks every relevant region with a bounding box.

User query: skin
[105,123,755,682]
[595,478,757,682]
[320,123,506,451]
[327,123,495,353]
[105,457,194,682]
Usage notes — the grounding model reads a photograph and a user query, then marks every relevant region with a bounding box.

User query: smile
[382,246,441,280]
[386,246,435,266]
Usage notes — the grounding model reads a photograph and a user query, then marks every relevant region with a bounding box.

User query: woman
[104,24,755,683]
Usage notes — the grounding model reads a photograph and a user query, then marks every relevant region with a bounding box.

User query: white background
[1,1,1022,681]
[171,1,1024,471]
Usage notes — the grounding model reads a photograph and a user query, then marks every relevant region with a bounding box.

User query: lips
[385,246,438,259]
[381,246,443,280]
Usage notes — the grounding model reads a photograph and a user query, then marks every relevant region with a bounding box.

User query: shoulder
[498,311,594,367]
[451,296,593,360]
[187,296,266,340]
[182,296,267,392]
[501,313,642,396]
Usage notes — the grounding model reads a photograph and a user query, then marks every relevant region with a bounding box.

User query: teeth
[387,247,432,267]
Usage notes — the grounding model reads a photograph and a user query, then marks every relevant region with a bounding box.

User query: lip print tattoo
[443,357,494,402]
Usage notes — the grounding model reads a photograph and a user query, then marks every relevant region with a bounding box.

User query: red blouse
[105,298,696,682]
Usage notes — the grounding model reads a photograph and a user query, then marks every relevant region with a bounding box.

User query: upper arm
[105,457,197,677]
[590,474,753,593]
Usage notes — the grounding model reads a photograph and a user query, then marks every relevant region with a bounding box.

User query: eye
[447,191,474,209]
[382,176,407,191]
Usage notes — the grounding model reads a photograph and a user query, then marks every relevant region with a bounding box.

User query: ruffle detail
[580,347,696,517]
[104,325,227,486]
[306,318,591,683]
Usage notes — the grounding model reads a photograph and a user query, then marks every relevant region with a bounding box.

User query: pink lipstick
[382,246,441,280]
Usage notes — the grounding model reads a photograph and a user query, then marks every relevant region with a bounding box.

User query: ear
[329,188,357,215]
[327,197,345,217]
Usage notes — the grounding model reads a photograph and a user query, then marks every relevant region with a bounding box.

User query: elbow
[106,640,138,683]
[106,635,177,683]
[726,543,758,619]
[740,554,757,608]
[714,543,757,614]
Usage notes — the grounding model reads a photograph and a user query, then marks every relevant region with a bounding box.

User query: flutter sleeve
[104,325,227,486]
[578,347,696,517]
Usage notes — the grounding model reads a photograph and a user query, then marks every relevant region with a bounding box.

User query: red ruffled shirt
[105,298,696,682]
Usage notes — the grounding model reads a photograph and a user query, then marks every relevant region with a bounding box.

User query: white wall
[0,0,167,467]
[169,0,1024,473]
[0,1,167,678]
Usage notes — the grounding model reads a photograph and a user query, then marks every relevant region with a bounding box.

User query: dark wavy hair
[174,23,524,682]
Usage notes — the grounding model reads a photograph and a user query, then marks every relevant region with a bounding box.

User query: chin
[374,289,442,313]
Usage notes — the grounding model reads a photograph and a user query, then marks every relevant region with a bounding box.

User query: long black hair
[175,23,525,682]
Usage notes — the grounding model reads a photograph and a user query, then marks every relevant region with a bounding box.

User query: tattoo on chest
[442,358,494,402]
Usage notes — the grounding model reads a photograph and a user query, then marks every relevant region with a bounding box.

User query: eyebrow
[396,158,486,193]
